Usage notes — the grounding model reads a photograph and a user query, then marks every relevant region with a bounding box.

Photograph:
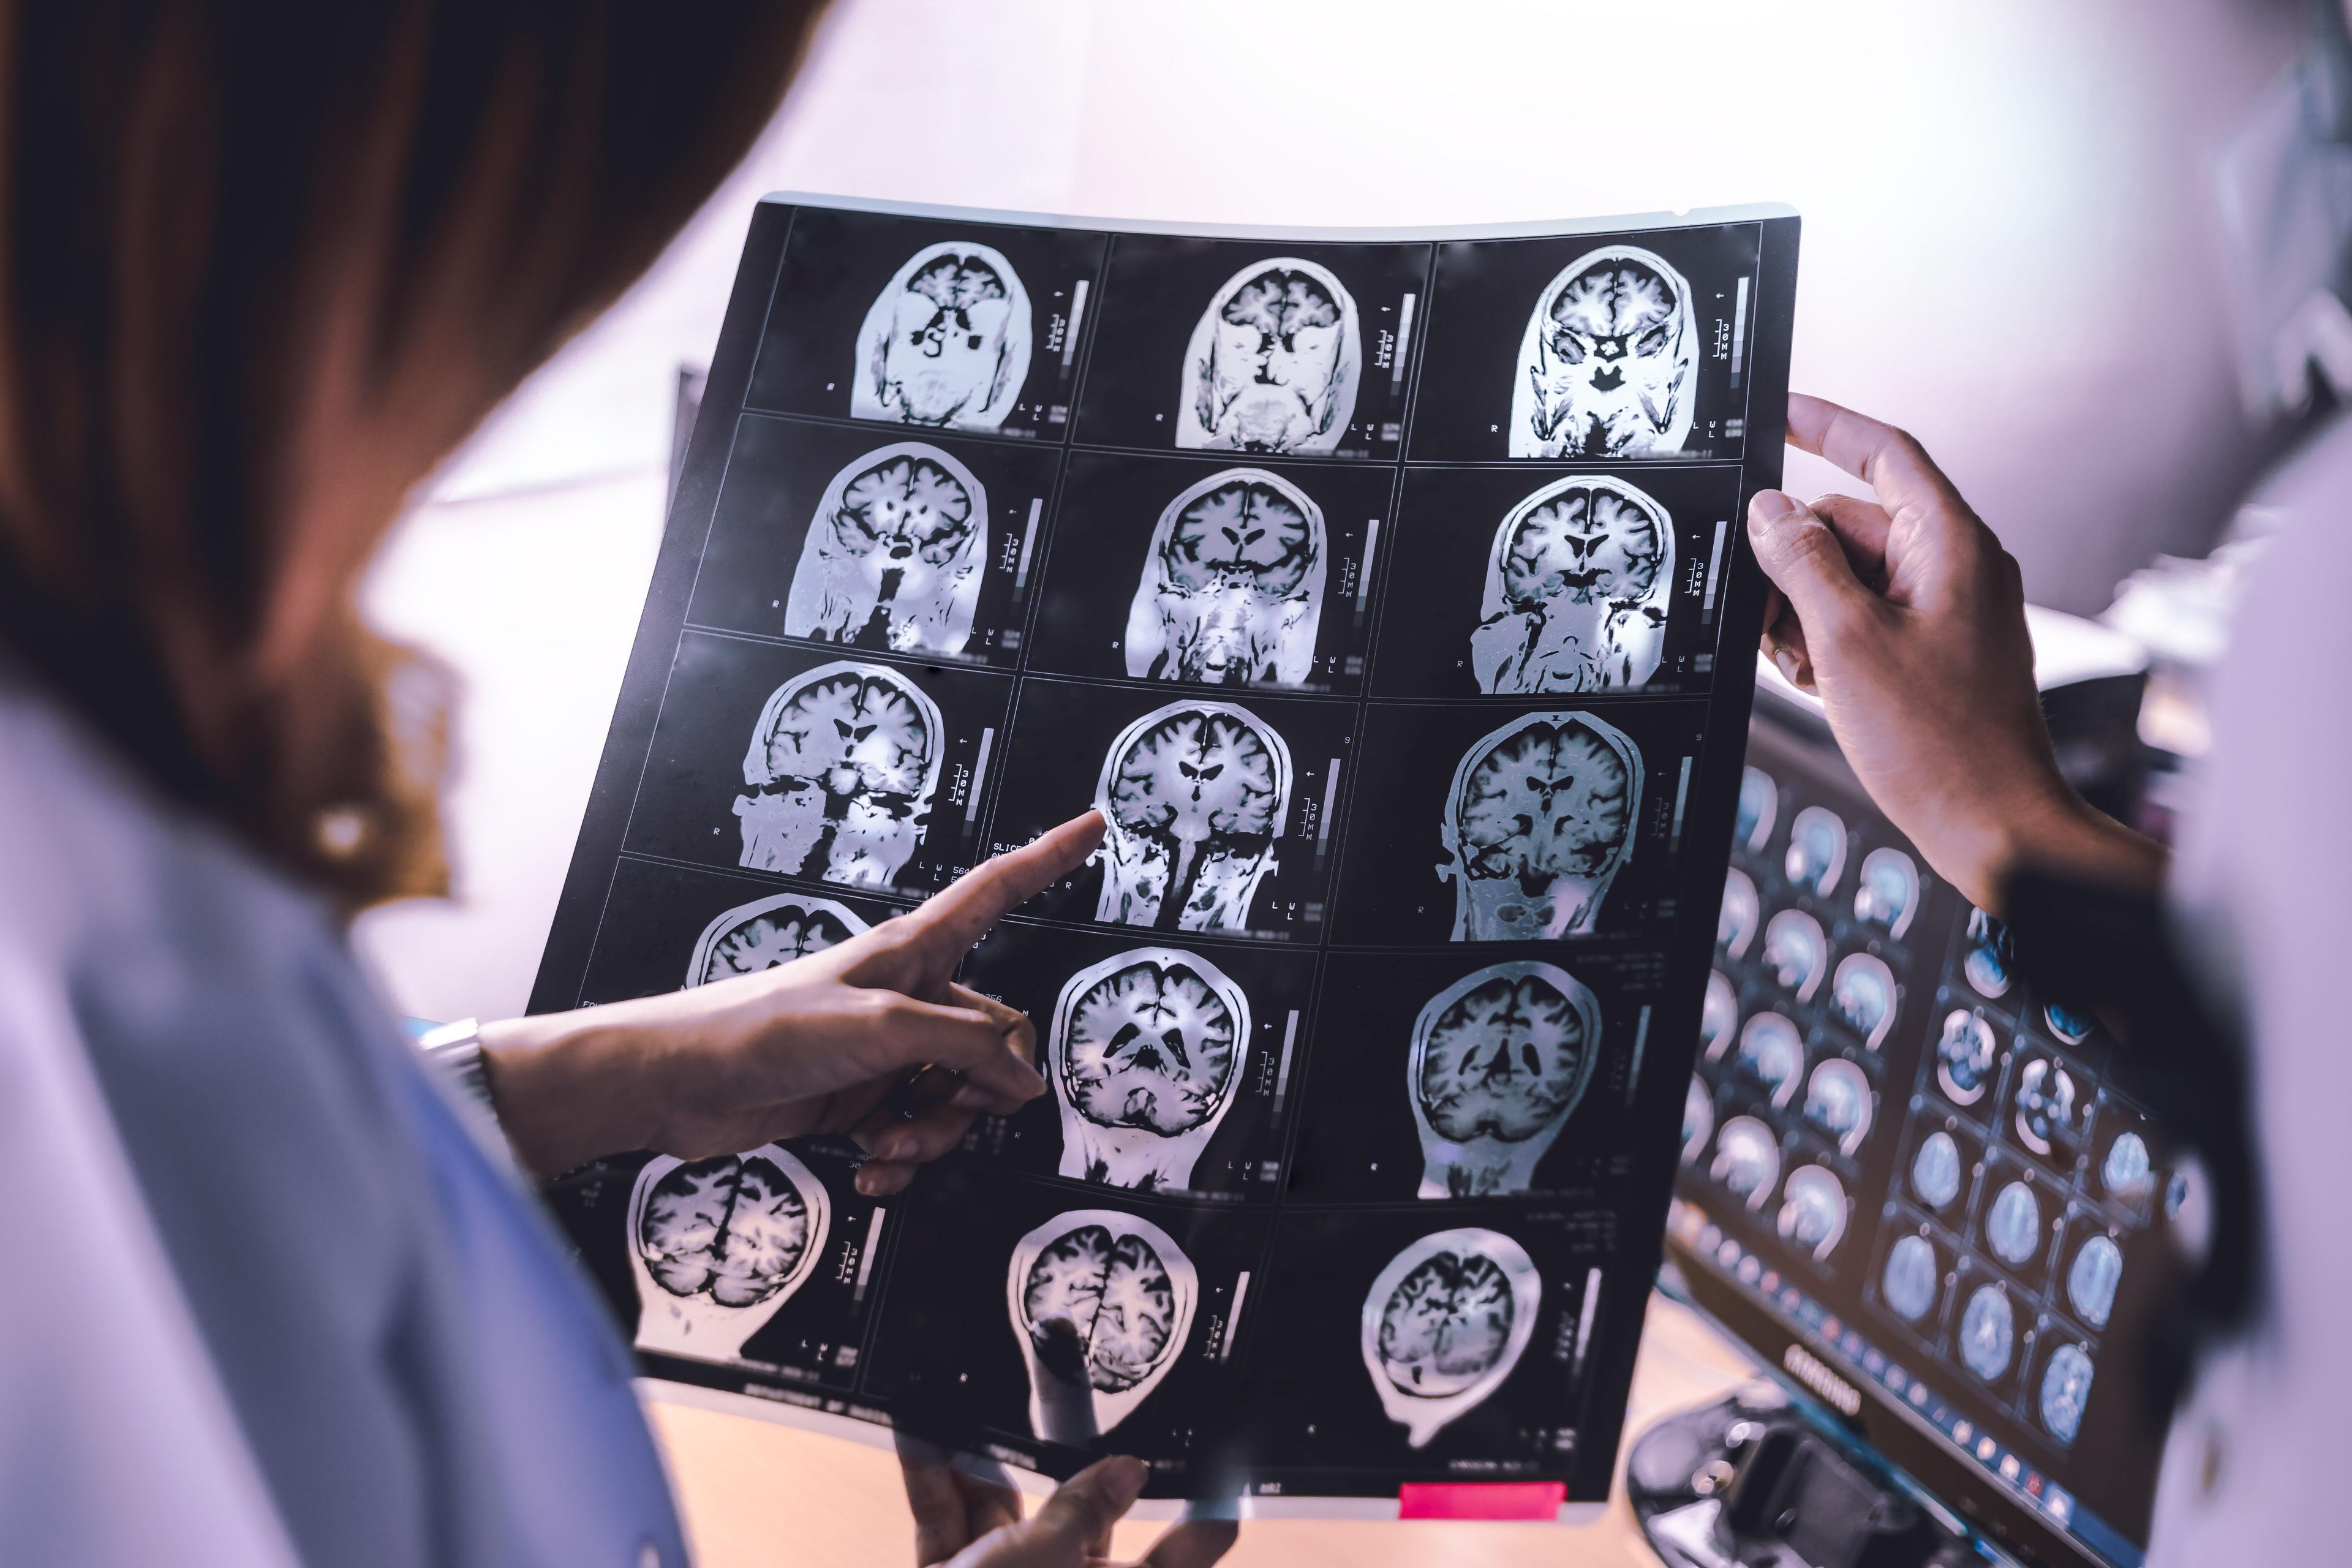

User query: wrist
[478,1010,661,1180]
[1980,786,2166,916]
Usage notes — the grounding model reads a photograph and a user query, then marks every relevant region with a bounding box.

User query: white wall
[358,0,2304,1022]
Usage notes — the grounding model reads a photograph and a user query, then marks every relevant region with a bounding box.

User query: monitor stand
[1629,1384,1977,1568]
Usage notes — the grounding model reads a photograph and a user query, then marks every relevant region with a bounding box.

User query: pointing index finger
[912,811,1107,963]
[1785,393,1967,523]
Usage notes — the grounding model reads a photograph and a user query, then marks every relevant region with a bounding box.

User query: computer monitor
[1664,680,2187,1568]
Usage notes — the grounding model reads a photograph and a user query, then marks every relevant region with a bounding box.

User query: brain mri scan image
[1711,1115,1781,1210]
[734,661,941,888]
[1762,910,1828,1001]
[1830,953,1897,1050]
[1007,1210,1197,1444]
[1962,908,2013,998]
[1737,1013,1805,1109]
[1178,257,1360,454]
[1776,1166,1847,1261]
[1469,475,1674,694]
[1852,847,1920,939]
[2013,1057,2079,1157]
[2068,1234,2123,1329]
[1986,1180,2043,1268]
[687,892,870,988]
[1509,244,1698,459]
[853,241,1031,431]
[1701,968,1739,1061]
[1125,467,1325,688]
[1359,1227,1542,1449]
[1803,1058,1872,1157]
[1783,806,1848,898]
[1408,960,1602,1197]
[785,443,986,657]
[2166,1156,2215,1267]
[1959,1284,2016,1382]
[1441,710,1643,941]
[1047,948,1249,1191]
[2103,1130,2155,1204]
[628,1144,830,1363]
[1736,766,1777,853]
[1935,1009,1998,1107]
[1683,1075,1716,1164]
[2040,1343,2095,1444]
[1718,868,1759,959]
[1092,699,1291,932]
[2044,1002,2095,1046]
[1910,1131,1965,1212]
[1883,1234,1940,1322]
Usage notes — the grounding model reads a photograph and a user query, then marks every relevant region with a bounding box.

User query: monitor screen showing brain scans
[1669,721,2181,1566]
[535,195,1800,1512]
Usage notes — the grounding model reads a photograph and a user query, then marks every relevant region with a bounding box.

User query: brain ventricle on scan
[1126,467,1326,688]
[1442,709,1643,941]
[638,1154,814,1307]
[734,660,942,887]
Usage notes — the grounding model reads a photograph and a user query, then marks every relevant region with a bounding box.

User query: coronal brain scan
[1711,1115,1781,1209]
[1469,475,1674,695]
[1008,1210,1197,1442]
[1910,1131,1965,1212]
[1883,1234,1940,1323]
[2040,1343,2095,1445]
[628,1144,830,1363]
[1783,806,1847,898]
[1935,1009,1998,1107]
[1718,868,1759,959]
[2013,1057,2079,1157]
[854,241,1030,431]
[1409,961,1602,1197]
[1959,1284,2016,1382]
[2068,1235,2123,1329]
[734,661,941,888]
[1852,847,1920,938]
[687,892,869,988]
[1830,953,1897,1050]
[1762,910,1827,1001]
[1093,700,1291,932]
[1962,908,2013,999]
[1683,1075,1715,1164]
[1360,1227,1542,1449]
[1736,766,1777,853]
[1125,468,1325,688]
[1442,710,1643,941]
[1702,968,1739,1061]
[1803,1059,1872,1157]
[1509,244,1698,459]
[1737,1014,1805,1109]
[1048,948,1248,1191]
[785,443,986,657]
[1178,257,1360,454]
[2102,1130,2155,1204]
[1986,1181,2043,1268]
[1776,1166,1847,1260]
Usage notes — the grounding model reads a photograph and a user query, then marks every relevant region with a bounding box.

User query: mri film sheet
[528,195,1797,1515]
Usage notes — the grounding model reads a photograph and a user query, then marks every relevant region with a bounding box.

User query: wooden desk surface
[647,1292,1756,1567]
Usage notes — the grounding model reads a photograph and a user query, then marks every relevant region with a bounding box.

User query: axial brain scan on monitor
[532,194,1800,1514]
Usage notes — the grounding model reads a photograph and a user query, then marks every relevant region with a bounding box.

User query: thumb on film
[1746,488,1876,638]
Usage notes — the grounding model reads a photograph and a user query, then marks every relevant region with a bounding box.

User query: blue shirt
[0,676,687,1567]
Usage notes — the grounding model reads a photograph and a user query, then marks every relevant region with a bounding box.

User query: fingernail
[1773,649,1801,682]
[855,1169,881,1194]
[883,1134,916,1159]
[1747,488,1800,532]
[1104,1455,1147,1507]
[951,1084,990,1110]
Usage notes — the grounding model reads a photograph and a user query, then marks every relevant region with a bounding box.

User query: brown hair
[0,2,826,908]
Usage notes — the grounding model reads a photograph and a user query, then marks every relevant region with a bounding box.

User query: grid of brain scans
[529,196,1798,1512]
[1668,721,2184,1556]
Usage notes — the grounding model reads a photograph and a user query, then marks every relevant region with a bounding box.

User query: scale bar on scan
[1270,1011,1300,1112]
[1570,1267,1603,1378]
[1626,1006,1652,1105]
[1730,276,1751,385]
[1316,760,1342,858]
[853,1208,886,1303]
[965,728,997,824]
[1223,1271,1253,1361]
[1061,281,1090,370]
[1391,294,1418,388]
[1700,520,1728,623]
[1667,755,1694,853]
[1355,519,1381,617]
[1013,498,1043,592]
